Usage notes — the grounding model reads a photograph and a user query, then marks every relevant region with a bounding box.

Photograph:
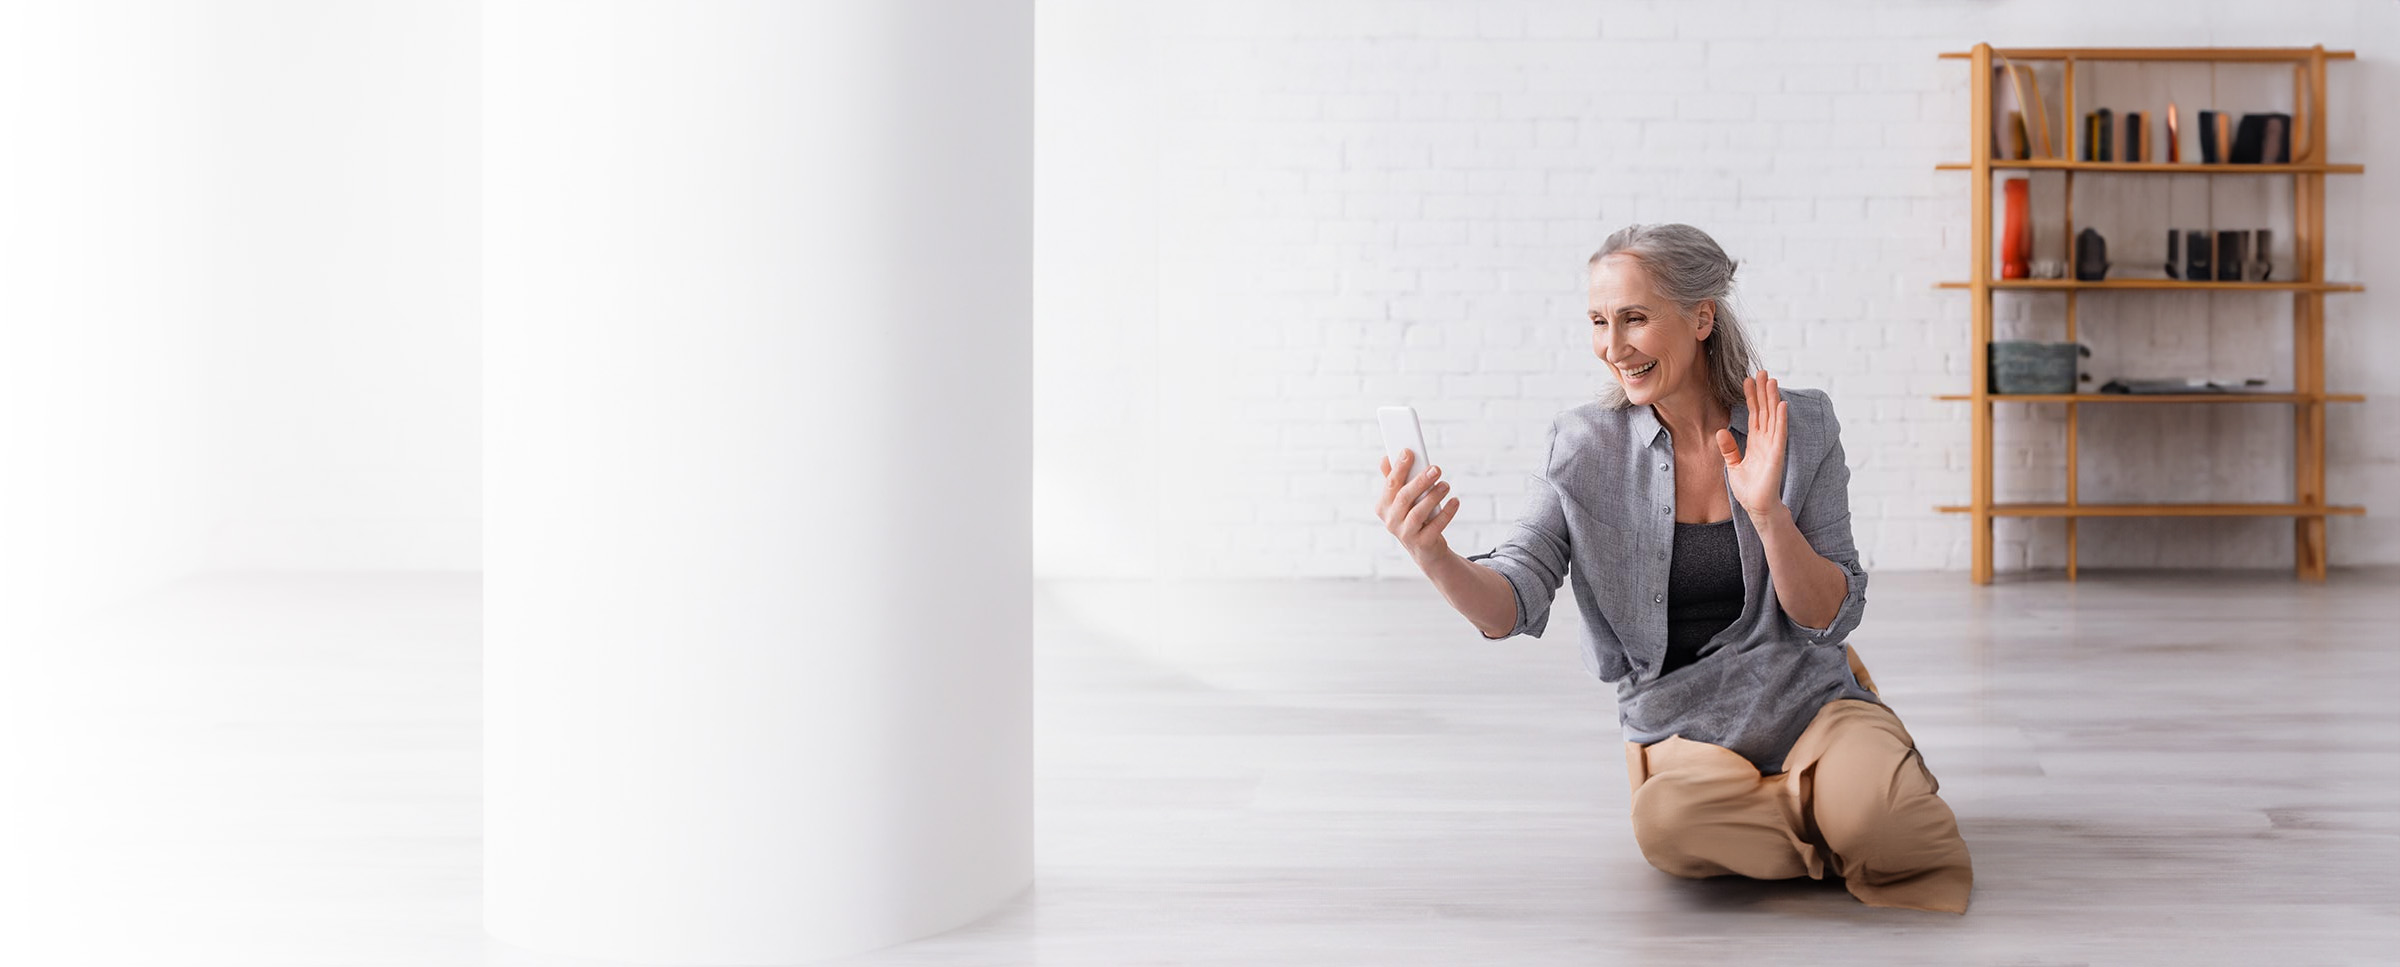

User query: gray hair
[1585,223,1758,412]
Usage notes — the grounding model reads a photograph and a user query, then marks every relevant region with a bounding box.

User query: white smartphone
[1376,405,1434,499]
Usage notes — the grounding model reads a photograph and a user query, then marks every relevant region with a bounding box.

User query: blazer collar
[1632,397,1748,447]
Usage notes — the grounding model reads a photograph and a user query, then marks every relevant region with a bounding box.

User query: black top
[1661,518,1743,677]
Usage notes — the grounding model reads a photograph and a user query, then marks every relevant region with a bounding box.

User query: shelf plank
[1936,279,2363,292]
[1933,503,2365,517]
[1940,48,2354,62]
[1936,160,2363,174]
[1934,393,2366,403]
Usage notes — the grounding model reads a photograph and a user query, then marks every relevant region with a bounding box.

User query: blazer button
[1653,592,1663,603]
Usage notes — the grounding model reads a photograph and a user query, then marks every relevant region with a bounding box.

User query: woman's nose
[1601,328,1630,359]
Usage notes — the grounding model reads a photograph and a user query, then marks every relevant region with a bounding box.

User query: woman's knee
[1813,747,1965,874]
[1629,777,1691,866]
[1628,773,1741,877]
[1630,808,1714,876]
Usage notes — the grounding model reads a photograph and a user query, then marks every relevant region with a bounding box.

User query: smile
[1623,360,1657,380]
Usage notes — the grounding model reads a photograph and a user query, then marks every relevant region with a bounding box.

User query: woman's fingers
[1381,449,1428,512]
[1377,445,1447,526]
[1399,463,1441,511]
[1403,481,1452,532]
[1430,494,1460,531]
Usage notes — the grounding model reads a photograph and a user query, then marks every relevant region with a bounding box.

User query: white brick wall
[1034,0,2400,580]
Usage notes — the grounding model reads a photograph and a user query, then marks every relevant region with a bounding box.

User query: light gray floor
[15,568,2400,965]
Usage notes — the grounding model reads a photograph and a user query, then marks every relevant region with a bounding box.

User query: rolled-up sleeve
[1465,418,1570,639]
[1784,392,1867,642]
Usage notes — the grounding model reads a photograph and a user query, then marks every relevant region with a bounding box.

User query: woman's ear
[1695,300,1716,340]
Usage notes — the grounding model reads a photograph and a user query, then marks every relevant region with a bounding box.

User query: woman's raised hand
[1718,368,1788,525]
[1377,448,1460,563]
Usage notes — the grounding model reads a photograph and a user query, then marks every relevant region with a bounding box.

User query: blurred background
[5,2,2393,638]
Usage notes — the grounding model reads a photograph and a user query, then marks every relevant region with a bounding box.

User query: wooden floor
[14,567,2399,965]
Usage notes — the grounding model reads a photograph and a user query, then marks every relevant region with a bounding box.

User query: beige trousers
[1621,645,1974,913]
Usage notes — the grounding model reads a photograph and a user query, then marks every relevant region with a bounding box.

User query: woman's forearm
[1749,502,1847,631]
[1419,547,1520,639]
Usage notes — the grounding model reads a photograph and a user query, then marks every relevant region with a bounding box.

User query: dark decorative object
[2215,230,2247,282]
[2166,229,2182,279]
[2184,228,2212,282]
[2074,227,2108,281]
[2251,229,2274,281]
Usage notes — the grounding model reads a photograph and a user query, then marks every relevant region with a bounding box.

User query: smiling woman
[1586,223,1758,422]
[1378,222,1975,914]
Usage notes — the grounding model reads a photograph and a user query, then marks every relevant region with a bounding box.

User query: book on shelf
[2167,103,2180,163]
[1991,61,2053,159]
[2230,112,2292,163]
[2022,66,2052,156]
[2082,108,2119,161]
[2123,111,2146,162]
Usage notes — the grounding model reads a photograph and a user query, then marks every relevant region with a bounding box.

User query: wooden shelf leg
[2297,517,2327,581]
[1974,510,1993,585]
[2297,50,2333,580]
[1968,43,1994,586]
[2293,142,2329,579]
[2065,287,2078,582]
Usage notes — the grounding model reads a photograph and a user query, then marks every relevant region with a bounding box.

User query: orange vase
[2000,178,2030,279]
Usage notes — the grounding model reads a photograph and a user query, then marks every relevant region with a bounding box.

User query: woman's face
[1588,253,1713,407]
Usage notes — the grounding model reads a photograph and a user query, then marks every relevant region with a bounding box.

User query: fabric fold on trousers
[1620,666,1972,914]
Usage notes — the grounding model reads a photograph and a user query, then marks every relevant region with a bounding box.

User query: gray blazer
[1466,385,1880,774]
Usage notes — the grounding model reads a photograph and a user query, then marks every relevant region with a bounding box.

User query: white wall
[3,4,221,636]
[194,1,482,572]
[1033,0,2400,580]
[0,2,479,634]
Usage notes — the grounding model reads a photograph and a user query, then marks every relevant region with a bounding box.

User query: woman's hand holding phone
[1377,448,1459,564]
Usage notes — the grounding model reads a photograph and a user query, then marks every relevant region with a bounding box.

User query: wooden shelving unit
[1936,44,2363,583]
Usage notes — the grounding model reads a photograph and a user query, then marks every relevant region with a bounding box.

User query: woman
[1373,223,1973,913]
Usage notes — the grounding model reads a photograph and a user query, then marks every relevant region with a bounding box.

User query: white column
[482,2,1032,964]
